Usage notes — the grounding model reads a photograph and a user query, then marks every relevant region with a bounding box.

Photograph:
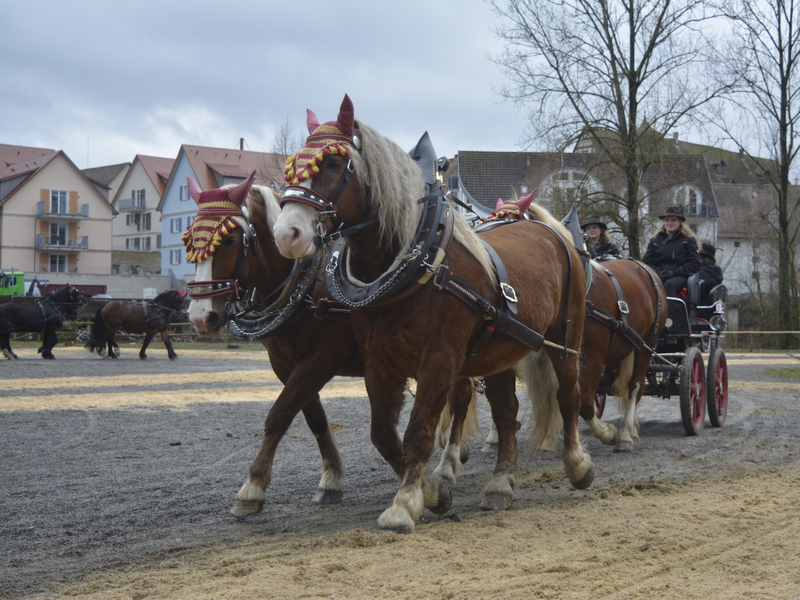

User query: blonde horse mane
[525,204,574,242]
[246,184,282,230]
[351,120,495,282]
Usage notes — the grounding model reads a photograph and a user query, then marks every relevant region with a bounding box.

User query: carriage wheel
[706,348,728,427]
[594,392,606,418]
[679,346,706,436]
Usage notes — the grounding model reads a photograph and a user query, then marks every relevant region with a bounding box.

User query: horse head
[274,94,388,261]
[186,179,287,337]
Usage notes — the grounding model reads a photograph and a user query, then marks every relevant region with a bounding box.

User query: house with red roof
[0,144,115,276]
[156,144,284,285]
[110,155,175,275]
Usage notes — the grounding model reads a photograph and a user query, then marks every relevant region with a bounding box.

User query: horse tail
[518,351,563,453]
[615,352,636,415]
[462,382,482,441]
[84,307,109,354]
[436,380,483,449]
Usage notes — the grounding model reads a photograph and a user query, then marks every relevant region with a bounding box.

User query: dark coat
[643,230,701,281]
[697,264,723,305]
[587,241,620,259]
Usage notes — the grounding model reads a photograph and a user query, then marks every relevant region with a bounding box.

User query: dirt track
[2,346,800,599]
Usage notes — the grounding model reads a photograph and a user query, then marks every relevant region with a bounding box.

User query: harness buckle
[618,300,630,314]
[500,282,518,304]
[433,264,450,290]
[326,251,340,275]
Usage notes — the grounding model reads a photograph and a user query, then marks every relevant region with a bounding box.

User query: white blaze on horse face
[273,186,318,259]
[188,259,215,334]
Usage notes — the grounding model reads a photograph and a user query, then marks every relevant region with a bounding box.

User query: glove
[662,270,675,280]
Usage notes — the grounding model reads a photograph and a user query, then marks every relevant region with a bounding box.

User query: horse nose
[206,311,222,331]
[275,224,306,258]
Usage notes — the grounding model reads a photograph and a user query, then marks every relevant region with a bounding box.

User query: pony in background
[85,290,188,360]
[0,284,85,359]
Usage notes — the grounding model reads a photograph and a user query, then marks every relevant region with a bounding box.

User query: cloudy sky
[1,0,532,169]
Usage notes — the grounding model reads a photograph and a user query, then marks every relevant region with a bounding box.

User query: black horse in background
[0,285,86,359]
[85,290,188,360]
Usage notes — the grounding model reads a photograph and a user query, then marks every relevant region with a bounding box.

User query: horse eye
[327,160,343,171]
[223,236,237,247]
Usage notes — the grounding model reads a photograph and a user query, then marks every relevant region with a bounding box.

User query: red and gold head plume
[181,171,255,264]
[284,94,357,185]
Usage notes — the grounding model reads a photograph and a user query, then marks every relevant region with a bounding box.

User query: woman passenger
[581,215,620,259]
[643,206,701,297]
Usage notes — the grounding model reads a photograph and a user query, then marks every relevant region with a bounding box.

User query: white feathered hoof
[481,441,498,453]
[230,500,264,519]
[377,506,415,533]
[313,489,343,504]
[614,440,634,453]
[571,466,594,490]
[480,491,513,511]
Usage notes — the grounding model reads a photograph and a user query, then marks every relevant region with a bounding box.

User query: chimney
[240,138,244,151]
[673,132,679,146]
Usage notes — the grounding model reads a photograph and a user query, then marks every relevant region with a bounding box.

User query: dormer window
[671,184,706,217]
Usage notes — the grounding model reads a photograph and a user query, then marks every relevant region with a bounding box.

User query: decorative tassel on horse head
[181,171,255,264]
[284,94,359,186]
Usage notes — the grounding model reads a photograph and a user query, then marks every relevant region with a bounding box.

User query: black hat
[580,215,608,231]
[699,242,717,259]
[659,206,686,221]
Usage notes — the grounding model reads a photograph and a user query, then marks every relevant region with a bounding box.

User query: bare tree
[490,0,731,257]
[709,0,800,342]
[257,118,305,188]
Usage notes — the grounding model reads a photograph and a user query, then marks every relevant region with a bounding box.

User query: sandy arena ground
[2,347,800,599]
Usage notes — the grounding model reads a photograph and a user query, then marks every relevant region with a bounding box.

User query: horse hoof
[140,356,147,360]
[480,491,512,511]
[481,442,498,454]
[613,441,634,453]
[230,500,264,519]
[571,467,594,490]
[428,480,452,515]
[170,355,178,361]
[313,489,343,504]
[459,443,470,464]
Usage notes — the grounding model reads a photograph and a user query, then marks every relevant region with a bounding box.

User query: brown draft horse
[526,253,667,452]
[185,177,480,519]
[274,95,597,532]
[580,258,667,451]
[85,290,188,360]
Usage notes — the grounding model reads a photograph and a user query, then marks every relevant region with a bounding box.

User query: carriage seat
[685,273,727,331]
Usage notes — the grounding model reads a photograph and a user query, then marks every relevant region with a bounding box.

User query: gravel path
[1,347,799,598]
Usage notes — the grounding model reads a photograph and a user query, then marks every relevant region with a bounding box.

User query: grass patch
[764,367,800,380]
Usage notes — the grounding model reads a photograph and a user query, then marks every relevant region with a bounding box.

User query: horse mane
[352,120,494,281]
[154,290,176,304]
[525,204,574,242]
[47,286,73,303]
[246,185,282,230]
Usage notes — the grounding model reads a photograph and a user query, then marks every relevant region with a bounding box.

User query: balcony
[119,197,146,212]
[36,234,89,251]
[37,202,89,219]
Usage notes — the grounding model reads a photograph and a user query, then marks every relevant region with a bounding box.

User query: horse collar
[325,188,453,309]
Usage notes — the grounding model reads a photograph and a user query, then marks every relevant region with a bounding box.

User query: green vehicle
[0,270,25,298]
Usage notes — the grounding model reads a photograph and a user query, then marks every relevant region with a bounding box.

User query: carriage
[594,271,729,436]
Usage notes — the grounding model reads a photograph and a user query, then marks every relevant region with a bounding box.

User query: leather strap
[481,240,518,315]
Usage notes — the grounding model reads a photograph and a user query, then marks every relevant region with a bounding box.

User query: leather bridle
[186,217,259,315]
